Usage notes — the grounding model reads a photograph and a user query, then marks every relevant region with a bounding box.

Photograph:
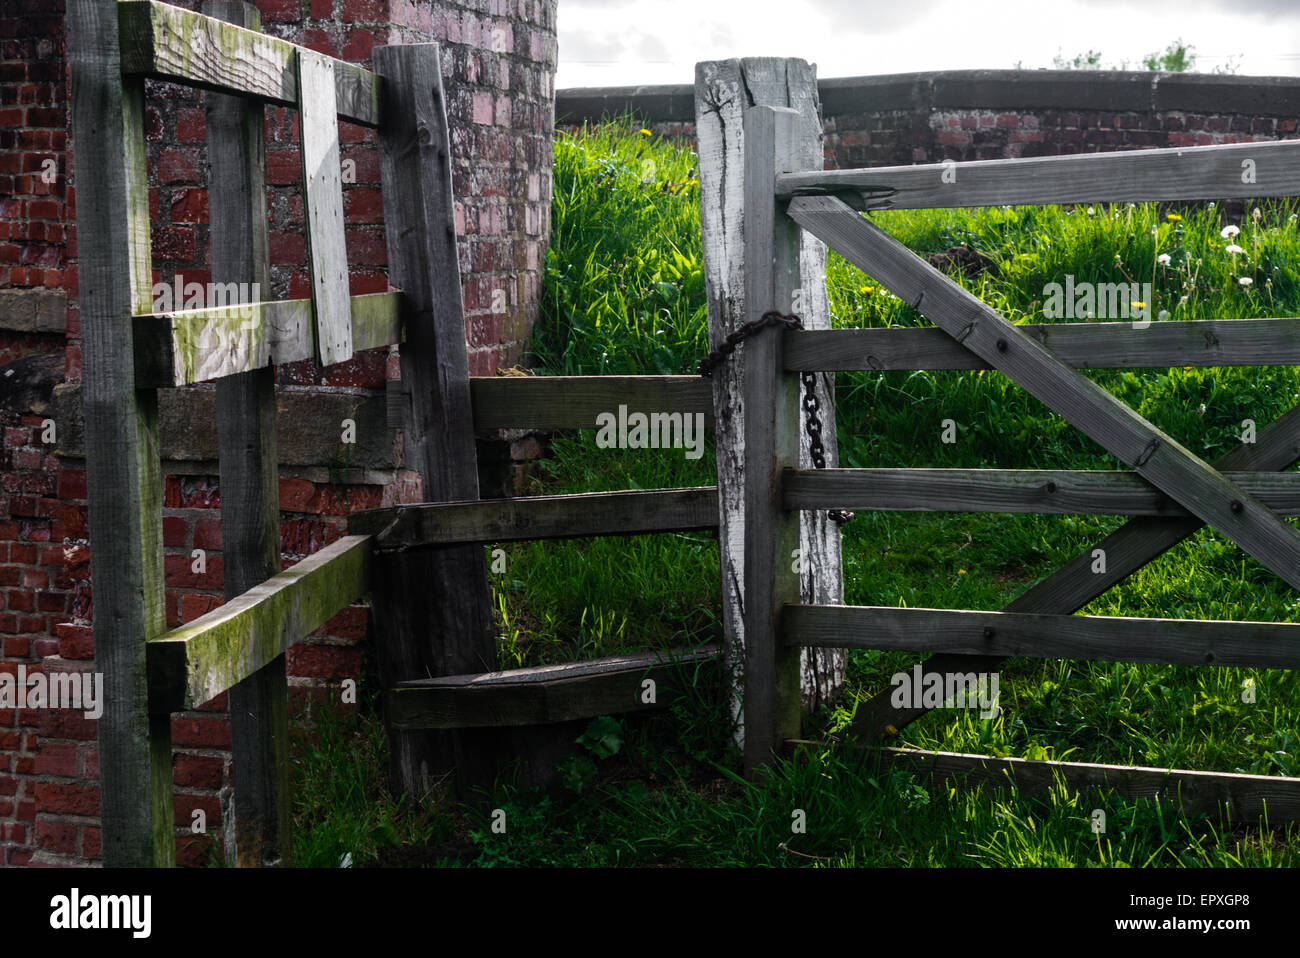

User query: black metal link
[699,311,852,527]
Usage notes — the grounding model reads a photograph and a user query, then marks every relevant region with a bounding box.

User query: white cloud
[556,0,1300,88]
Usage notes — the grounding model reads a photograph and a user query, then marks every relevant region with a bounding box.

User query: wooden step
[386,645,720,730]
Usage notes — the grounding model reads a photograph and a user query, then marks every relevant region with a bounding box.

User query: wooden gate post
[696,59,846,761]
[204,0,292,867]
[68,0,174,867]
[371,43,501,798]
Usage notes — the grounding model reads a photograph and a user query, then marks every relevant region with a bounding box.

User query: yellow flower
[958,569,967,575]
[1166,213,1183,222]
[859,285,875,294]
[1131,301,1145,309]
[639,128,652,136]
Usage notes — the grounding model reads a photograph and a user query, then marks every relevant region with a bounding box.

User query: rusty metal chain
[699,311,853,527]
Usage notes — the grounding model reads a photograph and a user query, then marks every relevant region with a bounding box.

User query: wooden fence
[70,11,1300,868]
[712,57,1300,820]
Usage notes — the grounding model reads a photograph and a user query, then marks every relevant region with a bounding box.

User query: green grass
[291,119,1300,867]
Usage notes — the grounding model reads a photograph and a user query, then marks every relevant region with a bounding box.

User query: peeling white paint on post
[695,57,845,748]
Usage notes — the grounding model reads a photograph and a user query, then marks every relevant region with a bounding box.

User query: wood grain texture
[468,375,713,430]
[790,196,1300,593]
[777,138,1300,209]
[371,43,500,798]
[786,604,1300,669]
[736,104,805,774]
[69,0,173,867]
[696,58,845,738]
[133,292,402,387]
[298,48,352,367]
[388,646,720,729]
[348,486,719,547]
[205,0,290,869]
[849,399,1300,741]
[784,318,1300,371]
[147,536,371,714]
[117,0,381,126]
[881,748,1300,824]
[785,467,1300,516]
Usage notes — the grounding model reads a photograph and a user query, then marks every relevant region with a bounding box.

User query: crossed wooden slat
[787,195,1300,737]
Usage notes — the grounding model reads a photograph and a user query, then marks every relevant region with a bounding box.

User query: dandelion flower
[1166,213,1183,222]
[1221,225,1241,239]
[1157,253,1172,266]
[1131,301,1146,310]
[1240,277,1254,286]
[638,128,652,136]
[958,569,967,575]
[1225,244,1245,255]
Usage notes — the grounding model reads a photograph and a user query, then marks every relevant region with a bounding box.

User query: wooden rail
[784,319,1300,371]
[469,375,714,430]
[880,748,1300,824]
[388,646,720,729]
[776,138,1300,209]
[133,292,403,387]
[147,536,371,713]
[784,468,1300,516]
[349,487,719,549]
[117,0,382,126]
[784,604,1300,670]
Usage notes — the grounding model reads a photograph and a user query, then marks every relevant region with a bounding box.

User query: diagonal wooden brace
[789,195,1300,594]
[848,399,1300,740]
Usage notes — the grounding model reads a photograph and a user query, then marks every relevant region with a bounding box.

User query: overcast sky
[555,0,1300,89]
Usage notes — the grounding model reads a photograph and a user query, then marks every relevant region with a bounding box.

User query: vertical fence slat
[371,43,501,796]
[740,105,804,773]
[204,0,292,867]
[299,48,353,366]
[696,57,845,755]
[68,0,174,866]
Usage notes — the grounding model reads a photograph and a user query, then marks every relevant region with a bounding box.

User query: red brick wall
[0,0,556,867]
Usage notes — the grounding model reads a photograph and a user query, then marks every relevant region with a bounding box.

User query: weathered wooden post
[68,0,175,867]
[205,0,292,866]
[370,42,502,797]
[695,59,845,767]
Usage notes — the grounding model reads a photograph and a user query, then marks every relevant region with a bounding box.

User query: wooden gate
[718,58,1300,819]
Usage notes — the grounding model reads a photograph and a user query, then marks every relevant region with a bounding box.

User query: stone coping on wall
[557,69,1300,125]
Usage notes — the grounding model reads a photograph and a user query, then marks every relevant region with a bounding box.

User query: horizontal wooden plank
[777,138,1300,209]
[387,645,721,729]
[877,747,1300,824]
[470,375,714,430]
[784,319,1300,371]
[347,486,719,548]
[133,291,402,386]
[785,468,1300,517]
[784,603,1300,669]
[147,535,371,712]
[118,0,381,126]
